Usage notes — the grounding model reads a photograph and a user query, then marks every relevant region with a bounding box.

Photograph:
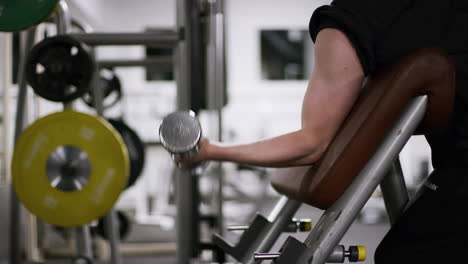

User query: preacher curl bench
[161,48,455,264]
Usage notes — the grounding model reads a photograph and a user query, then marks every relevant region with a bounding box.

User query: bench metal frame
[214,95,428,264]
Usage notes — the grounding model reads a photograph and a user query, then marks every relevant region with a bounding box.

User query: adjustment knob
[347,246,366,262]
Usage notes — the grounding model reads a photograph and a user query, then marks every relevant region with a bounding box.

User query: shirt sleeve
[309,0,413,75]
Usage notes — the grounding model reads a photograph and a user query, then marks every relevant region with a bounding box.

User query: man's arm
[192,28,365,167]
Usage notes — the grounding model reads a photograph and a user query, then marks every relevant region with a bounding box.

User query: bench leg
[380,158,410,225]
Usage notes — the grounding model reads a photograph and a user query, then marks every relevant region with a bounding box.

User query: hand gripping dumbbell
[159,111,206,174]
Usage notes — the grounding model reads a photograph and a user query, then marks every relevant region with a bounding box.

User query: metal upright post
[0,31,12,264]
[206,0,226,246]
[380,158,410,225]
[55,0,75,111]
[75,226,93,258]
[175,0,205,263]
[55,1,71,36]
[10,27,37,264]
[102,210,122,264]
[1,32,12,186]
[175,1,192,262]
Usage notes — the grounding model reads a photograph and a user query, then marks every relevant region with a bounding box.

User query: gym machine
[10,1,125,263]
[3,0,227,263]
[160,49,455,263]
[6,1,130,263]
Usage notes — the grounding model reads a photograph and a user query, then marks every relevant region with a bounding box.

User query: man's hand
[175,138,211,168]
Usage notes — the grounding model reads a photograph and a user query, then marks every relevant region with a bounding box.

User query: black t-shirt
[309,0,468,168]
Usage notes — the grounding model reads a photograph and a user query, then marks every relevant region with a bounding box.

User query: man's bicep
[301,28,365,145]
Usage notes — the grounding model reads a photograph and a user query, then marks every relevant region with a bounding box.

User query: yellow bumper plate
[12,111,129,227]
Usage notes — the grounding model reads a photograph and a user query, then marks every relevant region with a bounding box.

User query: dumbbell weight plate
[26,35,95,102]
[11,111,130,227]
[107,119,145,188]
[159,111,202,159]
[0,0,59,32]
[82,69,123,110]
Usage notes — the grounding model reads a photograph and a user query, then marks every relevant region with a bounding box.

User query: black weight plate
[94,210,131,241]
[26,35,95,102]
[107,119,145,188]
[82,68,123,109]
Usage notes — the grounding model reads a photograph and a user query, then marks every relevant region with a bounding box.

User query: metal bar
[10,27,37,264]
[207,0,226,250]
[175,1,190,262]
[174,0,203,263]
[103,211,122,264]
[55,0,76,111]
[214,2,226,111]
[175,0,190,111]
[267,196,290,221]
[227,225,249,231]
[97,57,173,68]
[92,51,104,116]
[175,1,192,263]
[242,197,301,264]
[380,158,409,225]
[1,33,12,185]
[215,2,226,243]
[75,226,93,258]
[0,32,12,264]
[176,169,195,264]
[206,0,217,111]
[92,48,123,264]
[297,96,428,264]
[55,1,71,35]
[254,253,281,260]
[191,173,201,257]
[69,32,179,47]
[25,212,42,262]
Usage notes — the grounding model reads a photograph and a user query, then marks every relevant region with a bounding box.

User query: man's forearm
[204,129,327,167]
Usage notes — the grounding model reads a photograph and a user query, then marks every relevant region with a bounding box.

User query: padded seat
[271,49,455,209]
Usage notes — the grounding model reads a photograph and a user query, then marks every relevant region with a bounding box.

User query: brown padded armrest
[271,48,455,209]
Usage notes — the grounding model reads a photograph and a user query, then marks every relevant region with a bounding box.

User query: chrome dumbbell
[159,111,206,172]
